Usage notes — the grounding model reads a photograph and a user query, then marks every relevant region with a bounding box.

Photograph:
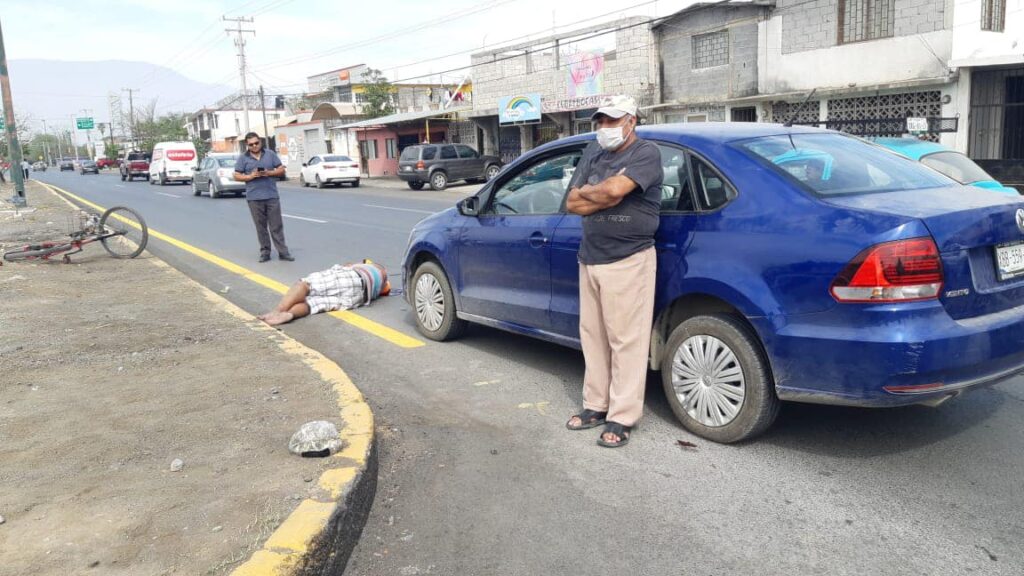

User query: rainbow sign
[499,93,542,125]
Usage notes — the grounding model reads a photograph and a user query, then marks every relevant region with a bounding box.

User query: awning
[331,107,471,131]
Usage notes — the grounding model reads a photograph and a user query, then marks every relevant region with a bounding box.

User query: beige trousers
[578,247,657,427]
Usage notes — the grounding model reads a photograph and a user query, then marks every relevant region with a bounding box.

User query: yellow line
[43,182,425,348]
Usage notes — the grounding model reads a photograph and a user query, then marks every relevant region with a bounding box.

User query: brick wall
[658,5,764,104]
[779,0,946,54]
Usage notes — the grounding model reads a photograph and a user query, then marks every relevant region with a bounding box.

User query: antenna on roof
[783,88,817,128]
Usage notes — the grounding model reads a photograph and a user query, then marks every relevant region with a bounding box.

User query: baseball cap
[591,95,638,120]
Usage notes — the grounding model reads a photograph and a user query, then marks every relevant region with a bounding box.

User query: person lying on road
[259,260,390,326]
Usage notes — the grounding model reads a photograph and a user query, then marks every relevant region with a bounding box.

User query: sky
[3,0,695,113]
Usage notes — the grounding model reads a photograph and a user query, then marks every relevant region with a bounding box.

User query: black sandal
[566,409,607,430]
[597,422,631,448]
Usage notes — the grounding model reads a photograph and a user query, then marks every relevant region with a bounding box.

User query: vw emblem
[1017,209,1024,234]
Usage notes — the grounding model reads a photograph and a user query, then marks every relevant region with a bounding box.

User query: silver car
[192,154,246,199]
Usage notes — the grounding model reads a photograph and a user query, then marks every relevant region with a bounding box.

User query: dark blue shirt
[234,149,283,201]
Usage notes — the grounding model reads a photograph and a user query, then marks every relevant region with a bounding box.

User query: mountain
[6,59,234,130]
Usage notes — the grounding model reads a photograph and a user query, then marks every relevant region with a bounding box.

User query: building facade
[186,108,284,153]
[470,16,659,163]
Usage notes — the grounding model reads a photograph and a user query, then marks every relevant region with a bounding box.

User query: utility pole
[258,84,270,149]
[224,16,255,135]
[40,119,52,166]
[0,17,27,206]
[80,108,93,159]
[122,88,139,149]
[69,115,79,162]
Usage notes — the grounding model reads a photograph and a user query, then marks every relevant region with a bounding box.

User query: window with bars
[982,0,1006,32]
[692,30,729,69]
[838,0,895,45]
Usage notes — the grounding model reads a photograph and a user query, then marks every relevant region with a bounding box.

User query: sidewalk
[0,182,375,575]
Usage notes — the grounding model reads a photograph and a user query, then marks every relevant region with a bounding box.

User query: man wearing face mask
[564,95,663,448]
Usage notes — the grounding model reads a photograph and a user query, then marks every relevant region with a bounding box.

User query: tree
[105,142,121,161]
[360,68,395,119]
[134,104,189,152]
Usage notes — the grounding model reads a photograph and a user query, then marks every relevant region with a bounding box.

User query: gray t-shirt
[234,149,283,201]
[573,139,663,265]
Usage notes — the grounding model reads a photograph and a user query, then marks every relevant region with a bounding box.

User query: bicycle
[2,206,149,263]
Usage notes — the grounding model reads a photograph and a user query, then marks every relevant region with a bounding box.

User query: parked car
[398,143,502,191]
[32,161,46,172]
[79,160,99,174]
[871,137,1020,195]
[298,154,360,188]
[120,151,150,181]
[59,159,75,171]
[403,123,1024,443]
[192,154,245,198]
[149,141,197,186]
[96,158,121,170]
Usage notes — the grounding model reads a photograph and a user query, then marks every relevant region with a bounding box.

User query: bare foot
[261,311,294,326]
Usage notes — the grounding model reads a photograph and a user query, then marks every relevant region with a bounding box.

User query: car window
[440,146,458,160]
[309,157,320,165]
[456,145,478,159]
[920,151,994,185]
[488,150,583,216]
[692,157,736,211]
[422,147,437,161]
[737,134,953,196]
[216,158,237,167]
[655,144,695,212]
[400,147,420,161]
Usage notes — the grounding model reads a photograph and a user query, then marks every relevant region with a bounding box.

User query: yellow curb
[38,183,378,576]
[39,182,425,349]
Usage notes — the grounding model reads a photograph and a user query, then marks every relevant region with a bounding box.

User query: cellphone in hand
[257,167,266,173]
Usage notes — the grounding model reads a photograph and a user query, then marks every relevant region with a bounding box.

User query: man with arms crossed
[234,132,294,262]
[564,95,662,448]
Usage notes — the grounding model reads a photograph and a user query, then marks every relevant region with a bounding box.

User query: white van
[149,141,198,186]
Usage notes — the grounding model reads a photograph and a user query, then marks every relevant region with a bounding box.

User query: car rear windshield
[128,153,149,161]
[216,158,237,167]
[736,134,954,196]
[920,151,994,185]
[400,147,420,161]
[323,155,352,162]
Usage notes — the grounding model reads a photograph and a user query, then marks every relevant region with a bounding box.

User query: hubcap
[414,273,445,332]
[671,335,745,427]
[433,175,444,187]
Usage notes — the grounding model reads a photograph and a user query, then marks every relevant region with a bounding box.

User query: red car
[97,158,121,169]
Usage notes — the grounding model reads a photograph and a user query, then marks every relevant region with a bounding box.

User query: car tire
[430,171,448,191]
[408,181,425,190]
[192,180,202,196]
[485,164,501,181]
[209,182,219,199]
[158,172,167,186]
[660,313,780,444]
[411,261,466,342]
[352,179,360,188]
[299,174,306,187]
[315,174,325,189]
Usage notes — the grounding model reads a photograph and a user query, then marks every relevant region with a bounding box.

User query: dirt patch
[0,184,347,575]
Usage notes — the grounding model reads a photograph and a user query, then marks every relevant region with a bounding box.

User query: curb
[38,182,377,575]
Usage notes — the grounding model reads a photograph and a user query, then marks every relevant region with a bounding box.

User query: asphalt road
[30,169,1024,575]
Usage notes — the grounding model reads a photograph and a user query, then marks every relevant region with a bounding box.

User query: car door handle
[528,232,548,248]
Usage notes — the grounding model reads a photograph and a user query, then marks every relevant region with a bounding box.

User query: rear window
[127,153,149,161]
[736,134,954,196]
[920,151,994,185]
[323,155,352,162]
[400,147,420,161]
[216,157,237,167]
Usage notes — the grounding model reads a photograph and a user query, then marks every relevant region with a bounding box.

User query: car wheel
[485,164,501,181]
[430,171,448,191]
[299,174,306,187]
[315,174,325,189]
[660,313,780,444]
[158,172,166,186]
[209,182,219,199]
[352,179,360,188]
[411,261,466,341]
[192,179,201,196]
[408,181,425,190]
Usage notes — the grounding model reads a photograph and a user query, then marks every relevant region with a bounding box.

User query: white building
[186,108,284,154]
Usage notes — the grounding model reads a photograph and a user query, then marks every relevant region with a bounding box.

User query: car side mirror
[459,196,480,217]
[301,163,307,167]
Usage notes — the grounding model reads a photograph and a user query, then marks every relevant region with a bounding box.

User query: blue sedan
[403,123,1024,443]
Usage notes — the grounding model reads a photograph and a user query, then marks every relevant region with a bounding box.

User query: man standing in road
[564,95,663,448]
[22,159,30,180]
[234,132,294,262]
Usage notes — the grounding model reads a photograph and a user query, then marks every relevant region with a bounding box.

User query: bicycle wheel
[3,243,70,262]
[98,206,149,259]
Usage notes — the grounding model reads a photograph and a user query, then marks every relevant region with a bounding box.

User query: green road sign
[0,117,5,130]
[76,117,94,130]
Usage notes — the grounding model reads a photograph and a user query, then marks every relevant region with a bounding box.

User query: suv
[59,159,75,171]
[398,144,502,191]
[120,151,150,182]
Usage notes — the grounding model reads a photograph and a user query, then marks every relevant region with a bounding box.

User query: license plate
[404,166,412,171]
[995,241,1024,281]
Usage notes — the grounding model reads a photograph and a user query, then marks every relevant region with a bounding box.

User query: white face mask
[596,125,626,151]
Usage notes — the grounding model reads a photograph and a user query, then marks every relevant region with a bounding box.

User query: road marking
[517,402,550,415]
[283,214,328,224]
[114,185,125,188]
[155,192,180,199]
[473,379,501,387]
[362,204,435,215]
[42,183,426,349]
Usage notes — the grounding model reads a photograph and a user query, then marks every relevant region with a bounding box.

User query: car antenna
[784,89,818,128]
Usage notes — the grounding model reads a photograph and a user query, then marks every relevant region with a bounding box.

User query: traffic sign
[0,117,5,130]
[76,117,94,130]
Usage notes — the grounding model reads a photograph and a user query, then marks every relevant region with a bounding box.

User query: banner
[566,51,605,98]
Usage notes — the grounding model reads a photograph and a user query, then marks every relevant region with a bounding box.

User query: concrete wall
[658,5,766,105]
[470,17,658,115]
[951,0,1024,66]
[274,123,327,177]
[777,0,948,54]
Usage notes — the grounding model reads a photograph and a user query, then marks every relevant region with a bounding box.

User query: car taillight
[350,163,359,168]
[416,161,425,170]
[830,238,943,303]
[323,164,336,169]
